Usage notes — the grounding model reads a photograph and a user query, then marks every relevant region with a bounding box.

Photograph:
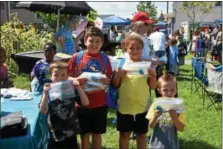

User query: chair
[204,63,222,110]
[191,57,206,107]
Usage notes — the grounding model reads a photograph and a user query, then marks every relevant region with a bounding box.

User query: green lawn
[13,64,222,149]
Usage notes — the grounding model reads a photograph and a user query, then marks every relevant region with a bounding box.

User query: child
[39,61,89,149]
[31,42,56,92]
[168,39,179,76]
[146,73,185,149]
[112,33,157,149]
[0,46,14,88]
[68,26,112,149]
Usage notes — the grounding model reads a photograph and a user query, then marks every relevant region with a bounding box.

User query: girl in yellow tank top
[112,32,157,149]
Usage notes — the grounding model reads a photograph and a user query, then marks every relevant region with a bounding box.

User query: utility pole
[5,1,10,21]
[167,1,169,14]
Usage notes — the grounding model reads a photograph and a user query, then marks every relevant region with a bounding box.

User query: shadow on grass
[107,109,117,128]
[176,76,192,82]
[180,68,192,74]
[179,139,219,149]
[107,116,117,128]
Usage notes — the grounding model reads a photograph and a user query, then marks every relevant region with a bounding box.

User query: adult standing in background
[75,21,95,51]
[175,27,187,66]
[53,16,78,55]
[149,27,166,58]
[109,25,116,41]
[215,24,222,63]
[131,11,154,61]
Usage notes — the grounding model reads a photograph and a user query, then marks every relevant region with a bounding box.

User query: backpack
[106,58,125,109]
[74,51,125,109]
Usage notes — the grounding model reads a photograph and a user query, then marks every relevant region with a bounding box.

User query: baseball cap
[132,12,153,24]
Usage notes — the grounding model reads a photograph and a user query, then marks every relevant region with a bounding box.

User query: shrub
[0,13,53,75]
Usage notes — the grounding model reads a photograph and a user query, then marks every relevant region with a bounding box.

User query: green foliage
[181,2,214,31]
[137,2,157,20]
[0,13,53,74]
[35,12,70,30]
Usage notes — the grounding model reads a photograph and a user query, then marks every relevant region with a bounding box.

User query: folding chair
[191,57,206,107]
[204,63,222,110]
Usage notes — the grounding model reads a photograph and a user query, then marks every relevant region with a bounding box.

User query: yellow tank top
[118,74,150,115]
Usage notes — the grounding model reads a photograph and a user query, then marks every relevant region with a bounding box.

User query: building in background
[172,2,222,32]
[0,2,42,26]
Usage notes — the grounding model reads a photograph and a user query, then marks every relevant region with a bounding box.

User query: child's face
[51,68,68,83]
[44,49,55,62]
[158,81,177,98]
[126,40,143,61]
[84,36,103,54]
[0,51,6,65]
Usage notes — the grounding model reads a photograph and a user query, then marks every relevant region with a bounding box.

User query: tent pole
[56,9,60,31]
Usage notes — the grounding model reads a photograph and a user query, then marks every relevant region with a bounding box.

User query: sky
[87,2,173,19]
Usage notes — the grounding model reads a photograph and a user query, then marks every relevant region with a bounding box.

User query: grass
[13,64,222,149]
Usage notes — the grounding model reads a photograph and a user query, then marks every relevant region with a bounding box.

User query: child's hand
[77,77,88,86]
[43,83,51,94]
[72,78,81,88]
[100,77,111,85]
[116,69,127,78]
[169,110,178,121]
[154,110,162,119]
[148,68,157,77]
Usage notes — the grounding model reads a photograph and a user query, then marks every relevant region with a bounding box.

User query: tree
[137,2,157,20]
[35,12,70,30]
[181,2,213,31]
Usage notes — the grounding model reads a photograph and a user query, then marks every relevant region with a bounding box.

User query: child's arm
[72,78,89,106]
[169,110,185,132]
[147,68,157,89]
[149,110,162,128]
[39,83,51,114]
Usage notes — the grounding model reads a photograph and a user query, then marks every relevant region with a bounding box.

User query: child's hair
[125,32,144,49]
[42,42,56,52]
[169,39,178,46]
[130,21,145,34]
[86,21,95,28]
[49,61,68,75]
[84,26,104,41]
[157,73,177,90]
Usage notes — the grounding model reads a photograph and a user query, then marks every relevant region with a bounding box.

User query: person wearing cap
[130,11,154,61]
[30,42,56,92]
[149,27,166,58]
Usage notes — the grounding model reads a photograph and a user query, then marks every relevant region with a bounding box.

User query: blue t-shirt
[169,45,179,65]
[55,27,76,55]
[31,59,52,92]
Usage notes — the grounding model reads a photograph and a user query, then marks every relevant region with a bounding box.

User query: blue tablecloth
[0,93,49,149]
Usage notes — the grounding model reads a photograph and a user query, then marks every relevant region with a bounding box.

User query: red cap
[132,11,153,24]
